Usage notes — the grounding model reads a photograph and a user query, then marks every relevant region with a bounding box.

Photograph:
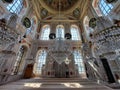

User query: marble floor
[0,78,113,90]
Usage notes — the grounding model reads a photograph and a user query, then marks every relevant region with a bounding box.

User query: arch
[7,13,18,28]
[24,64,34,79]
[7,0,24,14]
[6,0,29,17]
[92,0,102,16]
[0,6,5,17]
[20,0,29,16]
[31,16,38,38]
[98,0,113,16]
[26,16,38,39]
[40,25,50,40]
[92,0,114,16]
[70,25,81,40]
[12,45,28,75]
[73,50,85,74]
[83,16,92,40]
[56,25,64,39]
[33,49,47,76]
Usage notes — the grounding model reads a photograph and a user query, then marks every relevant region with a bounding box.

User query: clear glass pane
[71,25,81,40]
[41,25,50,40]
[35,50,47,74]
[73,50,85,73]
[56,25,64,39]
[7,0,23,14]
[99,0,113,16]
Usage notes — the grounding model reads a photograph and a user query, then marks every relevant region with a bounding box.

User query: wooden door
[24,64,33,79]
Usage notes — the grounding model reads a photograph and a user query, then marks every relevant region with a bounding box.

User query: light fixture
[64,57,71,64]
[47,0,72,64]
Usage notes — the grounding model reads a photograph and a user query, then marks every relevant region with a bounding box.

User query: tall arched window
[40,25,50,40]
[99,0,113,16]
[73,50,85,74]
[71,25,81,40]
[7,0,23,14]
[83,16,93,40]
[13,46,25,74]
[34,50,47,74]
[56,25,64,39]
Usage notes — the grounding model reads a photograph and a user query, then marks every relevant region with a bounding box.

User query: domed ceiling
[31,0,90,20]
[43,0,79,11]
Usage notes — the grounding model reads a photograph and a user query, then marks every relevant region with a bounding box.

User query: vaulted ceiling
[31,0,90,22]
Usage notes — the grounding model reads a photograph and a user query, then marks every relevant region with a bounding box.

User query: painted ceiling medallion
[41,8,48,18]
[89,18,97,28]
[44,0,78,11]
[73,8,80,18]
[22,17,31,28]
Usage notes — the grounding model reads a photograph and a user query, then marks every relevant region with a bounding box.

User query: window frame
[56,25,64,39]
[7,0,23,14]
[34,50,47,74]
[40,25,50,40]
[98,0,113,16]
[73,50,85,74]
[70,25,81,40]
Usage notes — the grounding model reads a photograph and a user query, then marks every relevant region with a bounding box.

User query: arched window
[34,50,47,74]
[13,46,25,74]
[40,25,50,40]
[56,25,64,39]
[73,50,85,74]
[83,16,93,40]
[7,0,23,14]
[71,25,81,40]
[98,0,113,16]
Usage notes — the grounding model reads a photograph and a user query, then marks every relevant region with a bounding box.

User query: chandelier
[47,36,72,64]
[46,0,72,64]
